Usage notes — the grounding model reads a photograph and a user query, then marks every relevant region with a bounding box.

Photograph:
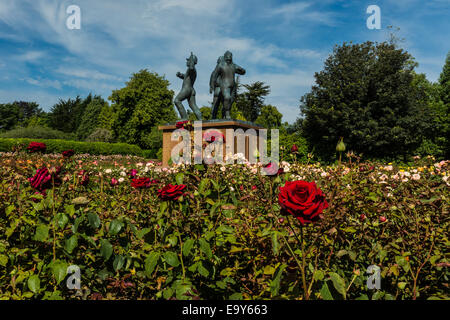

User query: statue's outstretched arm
[176,72,185,79]
[235,64,246,75]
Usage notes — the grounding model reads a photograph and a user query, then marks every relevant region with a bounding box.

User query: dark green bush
[0,138,142,156]
[0,126,77,140]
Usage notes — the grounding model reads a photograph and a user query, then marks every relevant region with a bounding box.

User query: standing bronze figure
[210,51,245,119]
[174,52,202,120]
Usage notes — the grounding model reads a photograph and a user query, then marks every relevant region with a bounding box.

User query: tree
[236,81,270,122]
[300,41,431,160]
[48,96,82,133]
[109,69,177,149]
[0,101,43,130]
[97,104,115,130]
[255,104,282,128]
[76,96,108,140]
[48,95,93,134]
[438,52,450,158]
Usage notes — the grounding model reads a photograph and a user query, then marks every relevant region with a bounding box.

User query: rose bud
[379,216,387,222]
[360,214,366,221]
[291,144,298,153]
[111,178,118,186]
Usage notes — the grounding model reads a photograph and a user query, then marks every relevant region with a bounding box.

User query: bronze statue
[210,51,245,119]
[174,52,202,120]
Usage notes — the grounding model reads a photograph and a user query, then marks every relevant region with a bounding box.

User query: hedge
[0,138,143,156]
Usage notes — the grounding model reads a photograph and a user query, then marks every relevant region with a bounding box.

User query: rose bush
[0,151,448,300]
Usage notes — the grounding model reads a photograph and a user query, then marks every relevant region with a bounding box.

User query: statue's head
[224,51,233,64]
[186,53,198,66]
[217,56,224,64]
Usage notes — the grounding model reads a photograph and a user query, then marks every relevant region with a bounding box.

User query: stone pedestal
[158,120,264,167]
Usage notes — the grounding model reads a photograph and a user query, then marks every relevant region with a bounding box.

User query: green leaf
[199,178,210,196]
[329,272,346,299]
[33,225,49,242]
[229,292,243,300]
[113,255,125,272]
[100,239,113,261]
[197,261,209,277]
[199,238,212,259]
[64,204,76,216]
[27,275,40,294]
[314,270,325,281]
[87,212,101,229]
[65,235,78,254]
[175,173,184,185]
[355,294,369,300]
[56,213,69,229]
[319,282,334,300]
[0,254,8,267]
[136,228,151,239]
[109,219,123,236]
[271,231,279,256]
[52,261,68,284]
[163,251,180,267]
[270,264,287,297]
[145,252,160,276]
[182,238,195,257]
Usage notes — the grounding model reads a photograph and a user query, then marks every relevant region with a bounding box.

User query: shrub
[86,128,114,143]
[0,126,77,140]
[0,138,142,156]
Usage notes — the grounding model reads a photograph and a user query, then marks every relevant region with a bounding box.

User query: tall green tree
[438,53,450,158]
[109,69,177,149]
[76,96,108,140]
[300,41,431,160]
[236,81,270,122]
[255,104,282,128]
[48,94,93,134]
[0,101,43,130]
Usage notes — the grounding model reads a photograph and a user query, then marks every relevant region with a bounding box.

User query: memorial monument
[160,51,264,167]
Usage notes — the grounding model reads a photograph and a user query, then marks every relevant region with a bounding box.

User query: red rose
[176,120,188,129]
[278,180,328,225]
[80,174,89,186]
[131,177,153,189]
[291,144,298,153]
[157,184,186,201]
[28,166,61,192]
[62,149,75,158]
[27,142,46,153]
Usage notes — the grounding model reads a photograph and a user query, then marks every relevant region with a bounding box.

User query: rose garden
[0,140,448,300]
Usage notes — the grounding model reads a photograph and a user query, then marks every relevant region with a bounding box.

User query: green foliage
[0,126,77,140]
[0,101,44,131]
[76,96,108,140]
[109,69,177,149]
[48,95,93,134]
[300,41,432,161]
[0,138,142,156]
[0,154,448,300]
[236,81,270,122]
[85,128,114,143]
[255,105,282,128]
[279,129,309,162]
[97,104,115,131]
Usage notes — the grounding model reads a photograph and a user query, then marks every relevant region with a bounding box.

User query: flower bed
[0,152,448,300]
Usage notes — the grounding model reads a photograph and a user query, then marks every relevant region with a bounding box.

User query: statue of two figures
[174,50,245,120]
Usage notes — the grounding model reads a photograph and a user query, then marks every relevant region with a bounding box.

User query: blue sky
[0,0,448,123]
